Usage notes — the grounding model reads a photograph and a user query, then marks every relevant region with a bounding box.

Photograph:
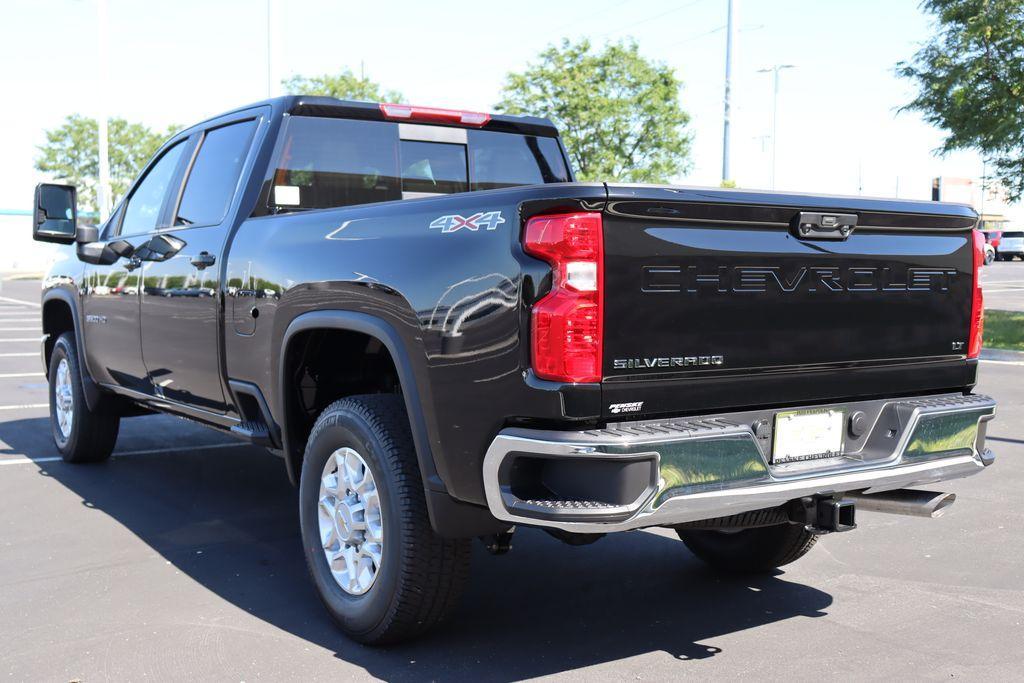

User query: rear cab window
[262,116,569,213]
[400,139,467,198]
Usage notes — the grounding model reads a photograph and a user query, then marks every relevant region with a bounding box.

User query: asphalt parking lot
[1,277,1022,681]
[982,259,1024,311]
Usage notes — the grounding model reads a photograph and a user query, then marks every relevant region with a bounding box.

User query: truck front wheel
[677,523,817,573]
[298,395,471,645]
[49,332,120,463]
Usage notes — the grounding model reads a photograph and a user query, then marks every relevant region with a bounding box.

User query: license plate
[772,408,845,464]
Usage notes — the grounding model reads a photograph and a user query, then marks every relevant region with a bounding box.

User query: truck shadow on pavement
[2,415,833,680]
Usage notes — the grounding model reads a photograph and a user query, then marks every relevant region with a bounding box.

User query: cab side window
[120,140,187,236]
[175,120,258,227]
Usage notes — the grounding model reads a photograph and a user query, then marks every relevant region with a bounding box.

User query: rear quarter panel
[223,183,606,504]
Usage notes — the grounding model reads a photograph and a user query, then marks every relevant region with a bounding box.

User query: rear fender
[277,310,507,537]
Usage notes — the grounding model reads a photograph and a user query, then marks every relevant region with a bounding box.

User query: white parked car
[997,230,1024,261]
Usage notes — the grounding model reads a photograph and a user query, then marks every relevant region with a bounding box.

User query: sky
[0,0,1013,218]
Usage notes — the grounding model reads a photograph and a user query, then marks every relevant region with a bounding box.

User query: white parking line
[0,352,37,357]
[0,372,43,379]
[980,359,1024,366]
[0,328,41,332]
[0,338,41,343]
[0,442,249,466]
[0,403,47,411]
[0,320,41,324]
[0,296,40,307]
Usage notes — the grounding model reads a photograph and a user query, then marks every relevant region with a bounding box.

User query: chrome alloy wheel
[54,358,74,439]
[318,447,384,595]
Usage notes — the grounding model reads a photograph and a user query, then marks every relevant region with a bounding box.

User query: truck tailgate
[600,185,979,415]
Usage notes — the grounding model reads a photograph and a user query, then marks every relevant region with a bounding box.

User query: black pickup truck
[33,96,996,644]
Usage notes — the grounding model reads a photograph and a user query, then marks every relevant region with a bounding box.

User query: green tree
[496,39,692,182]
[282,68,404,103]
[898,0,1024,200]
[35,114,176,214]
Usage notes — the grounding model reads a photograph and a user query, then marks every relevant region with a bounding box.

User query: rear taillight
[968,228,985,358]
[524,212,603,383]
[379,103,491,127]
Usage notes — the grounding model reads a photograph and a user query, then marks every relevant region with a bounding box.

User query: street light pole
[757,63,795,190]
[721,0,736,184]
[266,0,281,97]
[96,0,111,222]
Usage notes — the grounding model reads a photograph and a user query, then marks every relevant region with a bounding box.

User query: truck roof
[188,95,561,138]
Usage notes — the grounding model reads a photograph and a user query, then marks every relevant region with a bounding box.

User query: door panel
[81,138,191,394]
[140,226,228,412]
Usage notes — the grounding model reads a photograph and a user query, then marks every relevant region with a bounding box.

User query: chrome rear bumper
[482,393,996,533]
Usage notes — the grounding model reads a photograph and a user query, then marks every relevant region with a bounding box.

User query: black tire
[48,332,120,464]
[298,395,471,645]
[677,523,817,574]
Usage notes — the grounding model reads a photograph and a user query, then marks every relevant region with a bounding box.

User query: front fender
[41,284,103,412]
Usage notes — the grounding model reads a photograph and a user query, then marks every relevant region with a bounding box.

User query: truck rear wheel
[49,332,120,464]
[677,523,817,573]
[298,395,471,645]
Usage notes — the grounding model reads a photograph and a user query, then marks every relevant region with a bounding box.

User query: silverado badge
[613,355,725,370]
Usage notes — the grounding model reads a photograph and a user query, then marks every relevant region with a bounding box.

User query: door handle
[190,252,216,270]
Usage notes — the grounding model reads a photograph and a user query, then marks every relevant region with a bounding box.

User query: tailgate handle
[792,212,857,240]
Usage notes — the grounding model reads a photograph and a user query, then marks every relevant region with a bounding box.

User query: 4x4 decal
[429,211,505,233]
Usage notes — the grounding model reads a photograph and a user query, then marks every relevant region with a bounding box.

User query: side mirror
[33,183,78,244]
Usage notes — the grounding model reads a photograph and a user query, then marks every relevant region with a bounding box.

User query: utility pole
[721,0,736,184]
[96,0,111,222]
[757,63,795,190]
